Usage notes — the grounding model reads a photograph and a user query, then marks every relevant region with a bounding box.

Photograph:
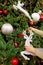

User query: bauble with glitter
[32,13,40,22]
[1,23,13,34]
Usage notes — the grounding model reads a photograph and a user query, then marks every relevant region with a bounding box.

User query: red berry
[29,21,34,26]
[14,42,18,48]
[40,15,43,20]
[18,33,24,38]
[11,58,19,65]
[4,10,8,15]
[0,10,3,15]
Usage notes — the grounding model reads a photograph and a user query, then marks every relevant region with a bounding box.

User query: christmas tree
[0,0,43,65]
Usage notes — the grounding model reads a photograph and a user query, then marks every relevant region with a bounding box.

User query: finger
[25,44,32,47]
[25,46,30,49]
[27,27,32,30]
[25,45,27,48]
[30,44,33,47]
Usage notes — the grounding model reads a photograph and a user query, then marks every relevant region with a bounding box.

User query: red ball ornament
[40,15,43,20]
[29,21,34,26]
[40,60,43,65]
[40,60,43,63]
[14,42,18,48]
[4,10,8,15]
[41,3,43,6]
[3,0,7,2]
[41,12,43,15]
[18,33,24,38]
[11,58,19,65]
[0,10,3,15]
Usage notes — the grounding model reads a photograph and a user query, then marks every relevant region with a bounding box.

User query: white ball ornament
[31,13,40,22]
[1,23,13,34]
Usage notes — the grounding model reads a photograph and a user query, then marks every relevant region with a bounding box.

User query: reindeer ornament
[21,30,34,60]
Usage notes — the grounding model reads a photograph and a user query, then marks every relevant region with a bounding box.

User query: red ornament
[29,21,34,26]
[41,12,43,15]
[4,10,8,15]
[41,3,43,6]
[11,58,19,65]
[2,0,7,4]
[40,60,43,63]
[14,42,18,48]
[0,10,3,15]
[18,33,24,38]
[40,15,43,20]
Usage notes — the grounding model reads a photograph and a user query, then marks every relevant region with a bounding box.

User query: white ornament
[13,0,33,22]
[31,13,40,22]
[1,23,13,34]
[21,30,34,60]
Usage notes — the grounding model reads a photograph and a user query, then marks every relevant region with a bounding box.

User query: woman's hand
[27,27,43,37]
[25,45,35,54]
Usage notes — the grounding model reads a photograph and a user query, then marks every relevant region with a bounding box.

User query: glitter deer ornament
[13,0,33,22]
[21,30,34,60]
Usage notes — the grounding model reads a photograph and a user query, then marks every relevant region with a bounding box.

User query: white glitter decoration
[13,0,33,21]
[21,30,34,60]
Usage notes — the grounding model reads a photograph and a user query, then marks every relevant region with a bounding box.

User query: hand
[25,45,35,54]
[28,27,43,37]
[27,27,35,31]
